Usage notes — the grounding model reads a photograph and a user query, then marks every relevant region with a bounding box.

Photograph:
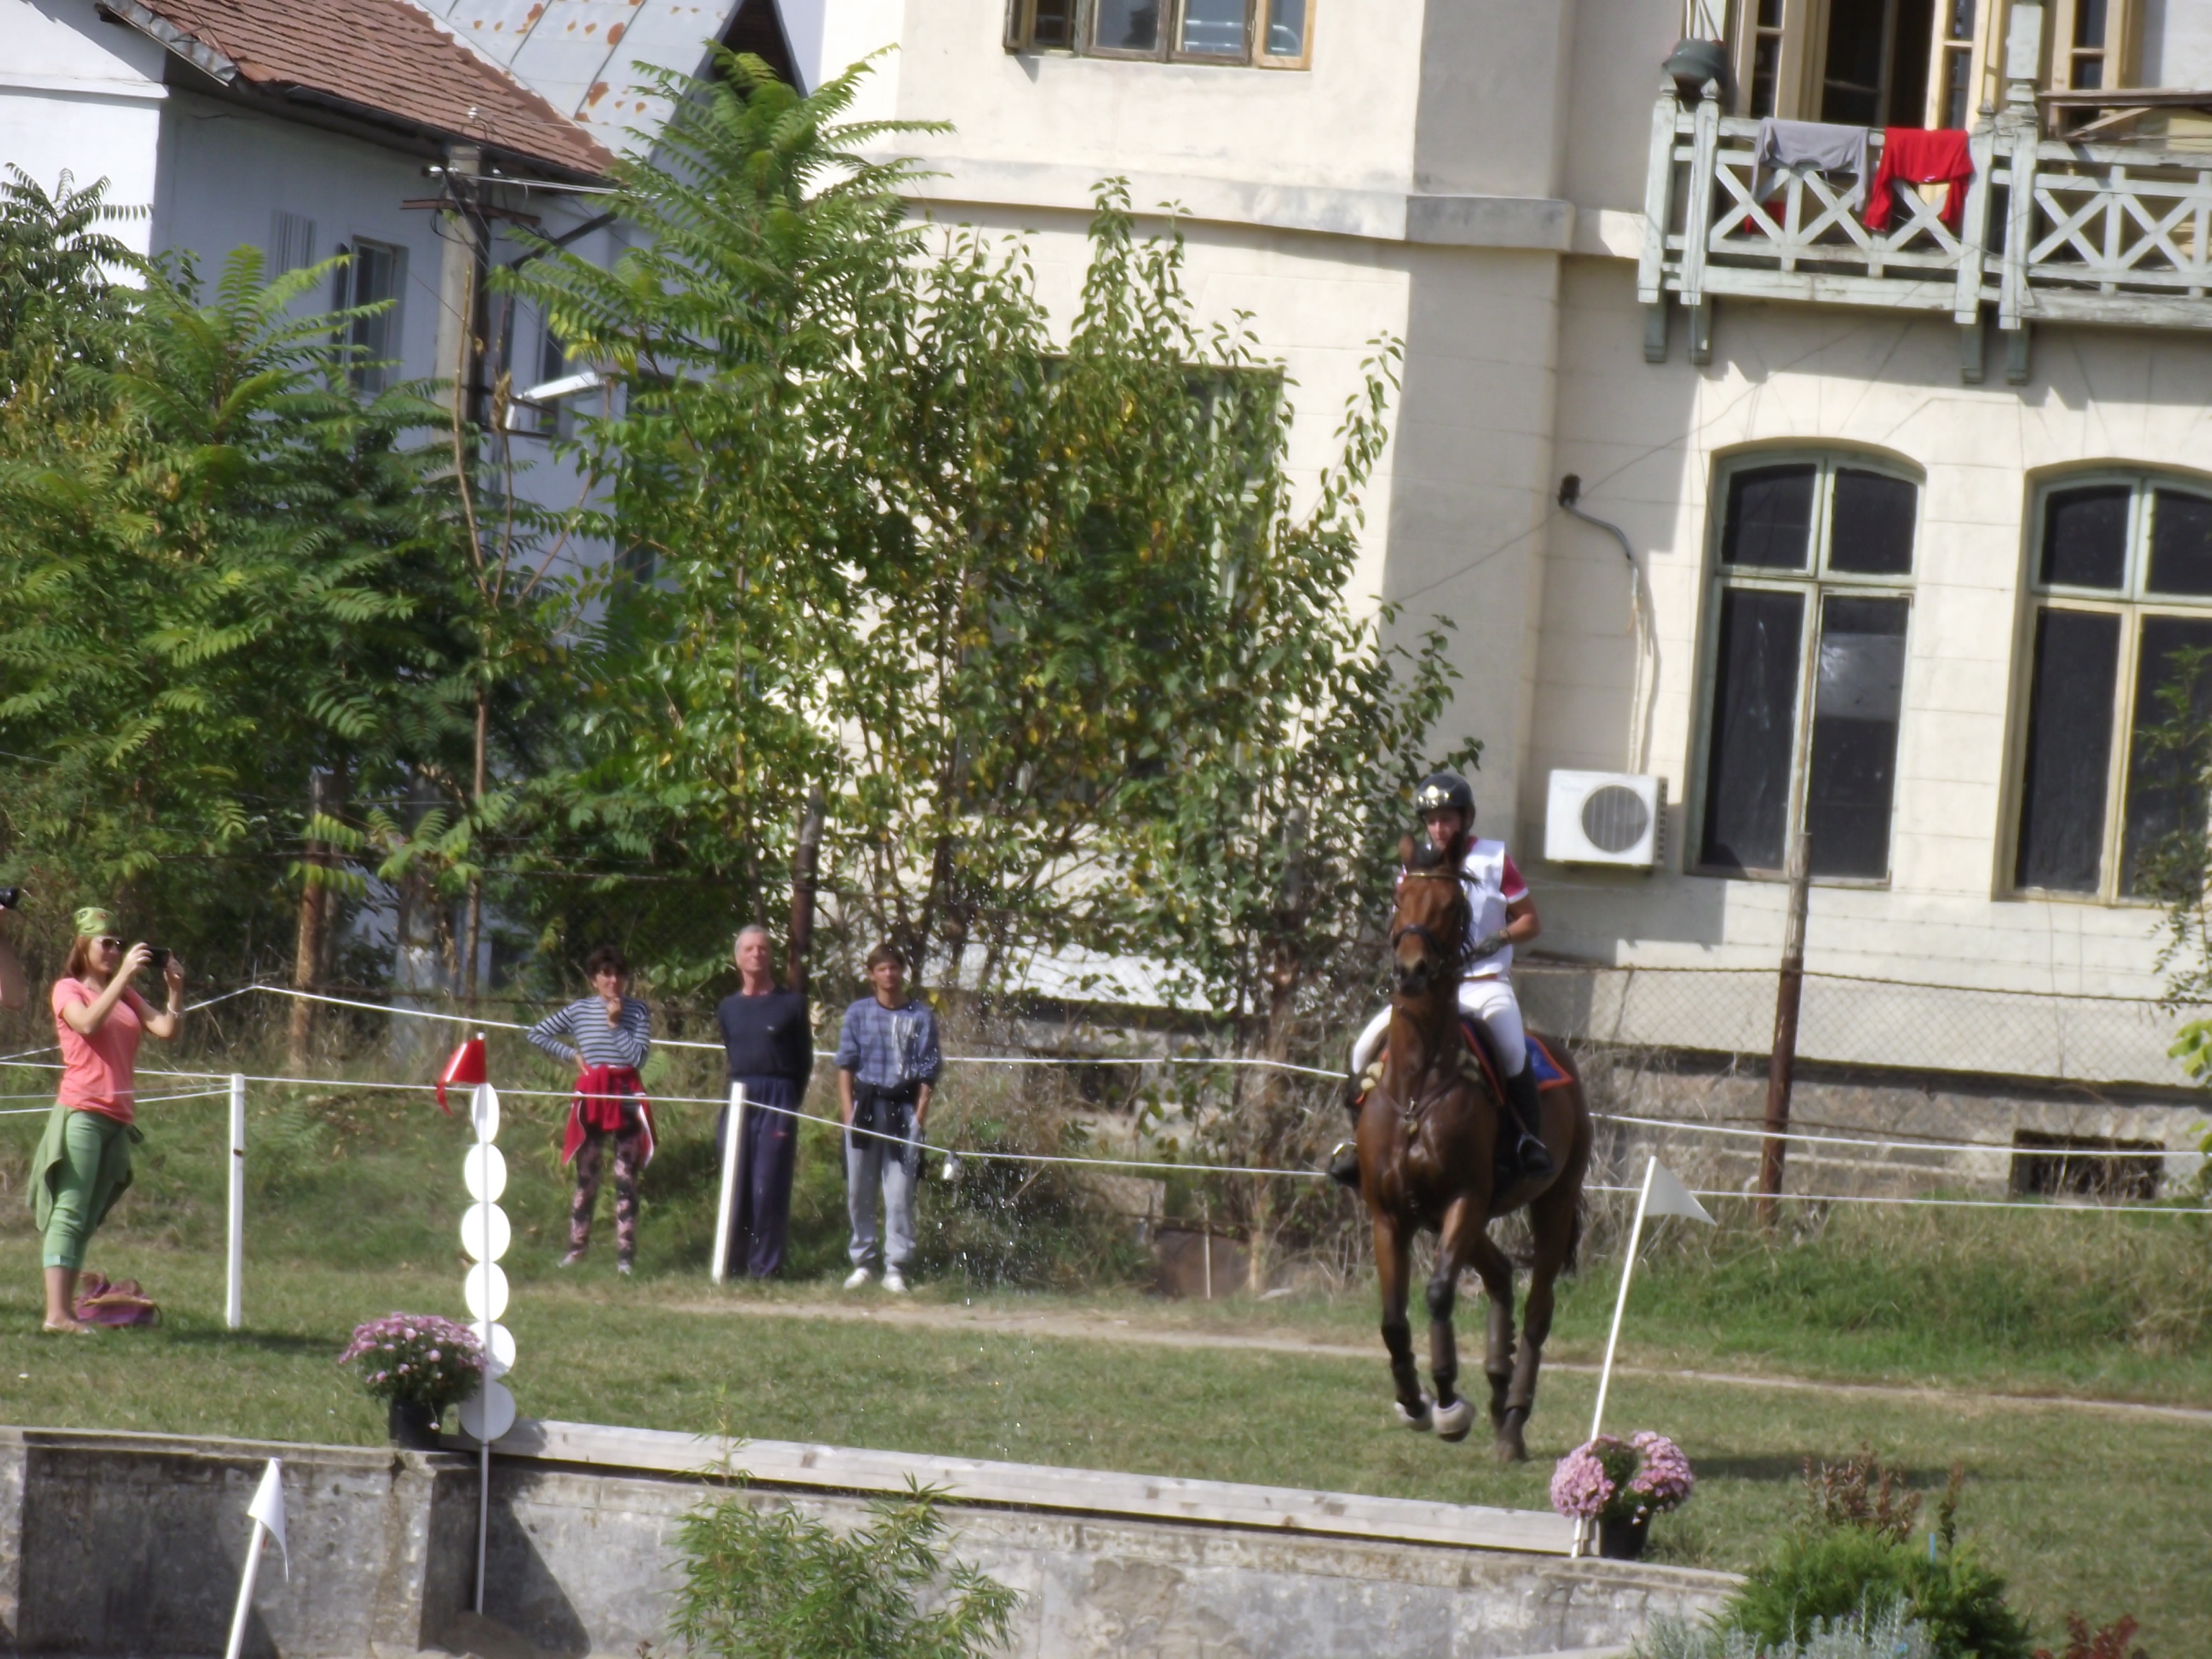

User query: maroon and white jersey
[1457,837,1527,980]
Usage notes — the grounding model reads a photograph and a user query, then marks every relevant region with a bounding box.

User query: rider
[1328,769,1555,1187]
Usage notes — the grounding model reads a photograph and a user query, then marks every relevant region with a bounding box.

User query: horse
[1356,829,1593,1460]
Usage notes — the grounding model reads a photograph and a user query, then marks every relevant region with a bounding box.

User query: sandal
[41,1319,94,1335]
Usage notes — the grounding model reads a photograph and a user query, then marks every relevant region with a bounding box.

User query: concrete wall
[0,0,171,256]
[0,1424,1735,1659]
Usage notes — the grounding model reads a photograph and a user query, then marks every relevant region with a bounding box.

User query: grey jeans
[845,1110,919,1270]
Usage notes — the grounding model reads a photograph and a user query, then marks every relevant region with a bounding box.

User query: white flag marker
[1575,1158,1717,1558]
[223,1458,285,1659]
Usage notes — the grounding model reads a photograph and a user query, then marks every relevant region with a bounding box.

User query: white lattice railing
[1637,88,2212,366]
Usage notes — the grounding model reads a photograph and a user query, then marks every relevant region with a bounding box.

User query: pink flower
[1627,1431,1694,1512]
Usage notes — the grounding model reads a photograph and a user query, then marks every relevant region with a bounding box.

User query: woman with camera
[34,908,184,1334]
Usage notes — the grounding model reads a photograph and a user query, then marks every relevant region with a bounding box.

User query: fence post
[711,1084,746,1285]
[226,1073,245,1328]
[1758,834,1810,1223]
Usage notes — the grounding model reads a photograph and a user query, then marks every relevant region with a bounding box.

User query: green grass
[0,1062,2207,1650]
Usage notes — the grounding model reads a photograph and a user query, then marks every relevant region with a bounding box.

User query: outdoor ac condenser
[1544,770,1665,868]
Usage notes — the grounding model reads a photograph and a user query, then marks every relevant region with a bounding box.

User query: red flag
[436,1037,487,1114]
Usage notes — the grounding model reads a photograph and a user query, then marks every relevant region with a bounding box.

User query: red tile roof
[107,0,612,178]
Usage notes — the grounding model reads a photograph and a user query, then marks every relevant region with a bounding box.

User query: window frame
[2004,468,2212,904]
[1689,449,1923,886]
[2046,0,2141,95]
[1007,0,1313,69]
[332,235,407,397]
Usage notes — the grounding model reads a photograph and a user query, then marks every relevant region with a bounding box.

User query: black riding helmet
[1413,770,1475,822]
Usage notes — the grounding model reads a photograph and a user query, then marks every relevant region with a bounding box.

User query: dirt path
[665,1295,2212,1426]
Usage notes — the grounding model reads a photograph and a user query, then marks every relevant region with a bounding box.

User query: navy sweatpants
[720,1075,801,1278]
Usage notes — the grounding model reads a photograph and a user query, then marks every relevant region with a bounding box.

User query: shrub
[1801,1444,1922,1543]
[670,1479,1018,1659]
[1722,1527,2031,1659]
[1639,1597,1936,1658]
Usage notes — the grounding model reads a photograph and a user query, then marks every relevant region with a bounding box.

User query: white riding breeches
[1349,976,1527,1079]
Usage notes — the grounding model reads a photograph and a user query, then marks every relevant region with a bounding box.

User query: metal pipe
[1557,475,1655,774]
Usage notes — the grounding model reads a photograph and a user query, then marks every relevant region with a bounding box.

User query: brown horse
[1357,830,1592,1460]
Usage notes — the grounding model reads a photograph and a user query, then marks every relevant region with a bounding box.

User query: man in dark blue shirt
[714,925,812,1277]
[834,943,940,1293]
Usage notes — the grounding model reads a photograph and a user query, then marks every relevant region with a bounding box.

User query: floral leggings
[570,1125,646,1262]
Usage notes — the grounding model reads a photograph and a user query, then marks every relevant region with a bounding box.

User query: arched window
[2011,472,2212,899]
[1694,453,1919,881]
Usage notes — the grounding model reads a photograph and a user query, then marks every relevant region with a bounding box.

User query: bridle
[1389,866,1473,986]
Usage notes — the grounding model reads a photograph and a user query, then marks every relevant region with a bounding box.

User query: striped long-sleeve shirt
[527,996,652,1071]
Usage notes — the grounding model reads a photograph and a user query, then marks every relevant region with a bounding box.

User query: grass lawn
[0,1069,2207,1649]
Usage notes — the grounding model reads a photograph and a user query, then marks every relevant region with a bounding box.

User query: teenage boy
[834,943,940,1293]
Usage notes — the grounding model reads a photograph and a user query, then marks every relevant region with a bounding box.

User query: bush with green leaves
[1640,1598,1936,1659]
[670,1480,1017,1659]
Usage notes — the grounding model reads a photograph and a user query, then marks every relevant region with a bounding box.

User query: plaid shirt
[833,995,941,1092]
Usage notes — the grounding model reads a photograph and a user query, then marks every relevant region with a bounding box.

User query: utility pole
[1758,831,1809,1223]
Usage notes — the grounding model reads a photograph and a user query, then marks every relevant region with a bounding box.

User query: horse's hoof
[1395,1395,1436,1432]
[1433,1398,1475,1442]
[1494,1407,1530,1462]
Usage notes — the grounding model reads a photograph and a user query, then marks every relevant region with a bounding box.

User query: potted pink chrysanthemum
[339,1314,485,1448]
[1550,1430,1694,1559]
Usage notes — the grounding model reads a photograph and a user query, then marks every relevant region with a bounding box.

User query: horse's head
[1389,830,1470,999]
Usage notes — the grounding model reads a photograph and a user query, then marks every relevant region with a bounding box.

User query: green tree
[671,1481,1017,1659]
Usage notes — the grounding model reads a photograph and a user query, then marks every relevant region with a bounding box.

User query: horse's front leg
[1425,1197,1487,1443]
[1373,1212,1430,1430]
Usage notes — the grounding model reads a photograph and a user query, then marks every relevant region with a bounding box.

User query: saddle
[1355,1020,1570,1104]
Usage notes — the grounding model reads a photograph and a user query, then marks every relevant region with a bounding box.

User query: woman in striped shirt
[528,945,653,1272]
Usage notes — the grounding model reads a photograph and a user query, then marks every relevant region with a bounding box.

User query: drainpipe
[1557,475,1657,775]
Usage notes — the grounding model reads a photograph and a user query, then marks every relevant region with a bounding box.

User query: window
[269,210,317,276]
[1696,455,1919,881]
[333,238,405,395]
[2011,473,2212,900]
[2048,0,2139,92]
[1725,0,2038,126]
[1006,0,1311,67]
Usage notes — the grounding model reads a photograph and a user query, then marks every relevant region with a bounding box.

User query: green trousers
[37,1107,135,1270]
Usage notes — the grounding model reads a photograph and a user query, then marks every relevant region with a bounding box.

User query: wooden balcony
[1637,88,2212,383]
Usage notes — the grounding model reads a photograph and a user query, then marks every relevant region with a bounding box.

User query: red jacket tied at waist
[562,1065,655,1167]
[1863,127,1974,231]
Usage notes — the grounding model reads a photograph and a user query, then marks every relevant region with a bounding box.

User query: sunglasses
[91,937,123,951]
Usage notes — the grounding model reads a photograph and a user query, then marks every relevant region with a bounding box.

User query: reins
[1386,864,1478,1140]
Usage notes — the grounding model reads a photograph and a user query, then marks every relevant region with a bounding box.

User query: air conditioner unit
[1545,770,1665,868]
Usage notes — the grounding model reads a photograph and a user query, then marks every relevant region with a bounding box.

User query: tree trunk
[462,686,487,1001]
[787,788,824,998]
[1246,808,1309,1295]
[285,768,344,1075]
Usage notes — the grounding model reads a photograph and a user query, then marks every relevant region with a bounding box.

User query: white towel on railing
[1753,117,1871,200]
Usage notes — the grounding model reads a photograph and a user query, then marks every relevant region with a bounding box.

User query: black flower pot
[1596,1511,1650,1560]
[387,1398,442,1449]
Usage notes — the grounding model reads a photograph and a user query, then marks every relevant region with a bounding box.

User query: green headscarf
[73,907,113,938]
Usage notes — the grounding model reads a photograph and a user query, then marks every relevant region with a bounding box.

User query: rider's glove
[1470,930,1511,961]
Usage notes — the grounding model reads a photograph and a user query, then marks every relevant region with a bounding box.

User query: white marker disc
[460,1202,511,1263]
[463,1261,509,1322]
[459,1378,516,1442]
[463,1143,507,1202]
[469,1319,516,1378]
[469,1083,500,1143]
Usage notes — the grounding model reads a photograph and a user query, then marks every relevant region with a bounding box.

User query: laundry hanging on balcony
[1863,127,1974,232]
[1752,119,1869,198]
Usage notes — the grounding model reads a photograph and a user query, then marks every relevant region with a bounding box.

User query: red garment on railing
[1863,127,1974,231]
[562,1064,655,1166]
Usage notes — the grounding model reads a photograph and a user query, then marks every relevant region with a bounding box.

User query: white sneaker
[881,1269,907,1295]
[843,1267,872,1290]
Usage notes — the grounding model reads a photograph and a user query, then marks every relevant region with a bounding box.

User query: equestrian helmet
[1413,770,1475,821]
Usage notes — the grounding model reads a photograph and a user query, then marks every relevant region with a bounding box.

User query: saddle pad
[1527,1033,1573,1090]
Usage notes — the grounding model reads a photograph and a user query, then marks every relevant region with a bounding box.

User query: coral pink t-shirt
[53,978,145,1123]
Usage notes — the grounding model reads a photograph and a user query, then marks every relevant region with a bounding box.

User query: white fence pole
[226,1073,246,1329]
[711,1084,746,1285]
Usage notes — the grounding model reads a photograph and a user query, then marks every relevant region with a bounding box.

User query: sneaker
[843,1267,872,1290]
[881,1268,907,1294]
[559,1248,585,1268]
[616,1258,633,1276]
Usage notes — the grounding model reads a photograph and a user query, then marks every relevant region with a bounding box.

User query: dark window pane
[2146,489,2212,595]
[1804,595,1907,876]
[1750,34,1780,116]
[1829,468,1917,575]
[2119,615,2212,895]
[1031,0,1075,45]
[1948,0,1975,42]
[2014,608,2119,891]
[1179,0,1245,55]
[1722,464,1816,569]
[1263,0,1304,55]
[2074,0,2106,45]
[1092,0,1159,49]
[1701,587,1806,871]
[2041,485,2130,588]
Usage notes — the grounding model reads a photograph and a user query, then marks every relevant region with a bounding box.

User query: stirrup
[1326,1141,1362,1188]
[1515,1130,1556,1179]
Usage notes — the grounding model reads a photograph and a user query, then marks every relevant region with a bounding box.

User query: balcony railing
[1637,89,2212,379]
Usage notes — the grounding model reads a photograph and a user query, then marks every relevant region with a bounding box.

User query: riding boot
[1503,1065,1556,1179]
[1328,1068,1364,1187]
